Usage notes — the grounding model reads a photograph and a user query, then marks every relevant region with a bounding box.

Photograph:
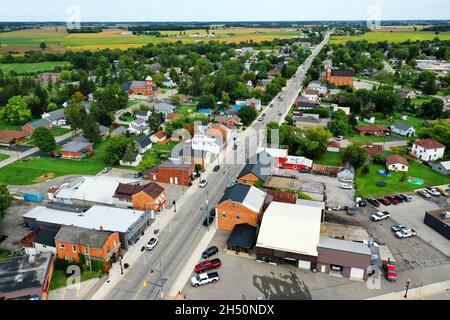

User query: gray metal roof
[152,102,176,113]
[26,118,52,128]
[55,225,113,249]
[391,123,414,131]
[44,108,65,121]
[318,236,372,255]
[219,184,251,204]
[135,135,152,148]
[61,141,93,152]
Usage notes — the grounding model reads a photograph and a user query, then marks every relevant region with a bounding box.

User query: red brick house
[121,76,160,96]
[60,141,94,160]
[144,160,194,186]
[22,118,53,134]
[0,130,29,146]
[362,142,384,157]
[324,68,354,87]
[355,125,390,136]
[113,182,167,211]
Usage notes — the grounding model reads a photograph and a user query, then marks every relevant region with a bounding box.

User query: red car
[385,196,400,205]
[383,262,397,282]
[377,198,391,206]
[194,258,222,273]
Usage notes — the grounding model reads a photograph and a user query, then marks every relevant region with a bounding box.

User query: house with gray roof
[134,135,152,153]
[111,126,127,137]
[390,123,416,137]
[41,108,66,126]
[237,152,274,185]
[152,102,177,115]
[60,141,93,159]
[22,118,53,134]
[128,119,148,135]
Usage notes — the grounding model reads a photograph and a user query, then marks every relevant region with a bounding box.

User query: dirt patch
[32,172,55,183]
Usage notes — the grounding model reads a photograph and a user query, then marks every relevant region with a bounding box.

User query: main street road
[104,32,332,300]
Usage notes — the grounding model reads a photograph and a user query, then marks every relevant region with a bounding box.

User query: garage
[298,260,311,270]
[350,267,365,280]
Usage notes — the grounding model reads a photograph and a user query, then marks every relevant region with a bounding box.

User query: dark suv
[202,246,218,259]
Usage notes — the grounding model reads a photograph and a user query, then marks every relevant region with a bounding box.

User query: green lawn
[0,140,111,185]
[137,142,178,171]
[350,134,394,143]
[411,97,433,106]
[0,119,23,131]
[49,269,105,291]
[0,248,11,260]
[179,104,197,116]
[0,154,9,161]
[0,61,70,74]
[315,149,345,166]
[355,161,450,198]
[50,127,71,137]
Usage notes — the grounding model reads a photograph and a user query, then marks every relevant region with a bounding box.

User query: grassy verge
[355,161,450,198]
[0,248,11,260]
[50,127,71,137]
[0,154,9,161]
[49,269,105,291]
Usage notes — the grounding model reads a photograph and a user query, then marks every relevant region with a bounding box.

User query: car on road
[203,215,214,227]
[202,246,219,259]
[335,136,344,141]
[213,165,220,172]
[258,117,264,121]
[278,112,283,117]
[425,187,441,197]
[270,104,273,108]
[133,171,143,178]
[190,272,219,287]
[232,145,237,150]
[339,183,353,190]
[102,167,112,174]
[417,189,432,199]
[367,198,381,207]
[199,179,208,188]
[395,228,417,239]
[194,258,222,273]
[371,211,390,222]
[392,224,406,232]
[261,113,266,117]
[377,198,391,206]
[383,262,398,282]
[145,237,158,250]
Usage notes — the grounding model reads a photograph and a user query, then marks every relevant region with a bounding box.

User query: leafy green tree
[418,98,444,120]
[344,143,368,169]
[237,105,257,126]
[147,108,164,133]
[0,96,31,124]
[104,136,130,166]
[82,115,101,144]
[32,127,57,152]
[372,153,387,165]
[297,126,332,159]
[197,94,216,110]
[123,143,137,162]
[33,85,48,115]
[418,120,450,150]
[0,184,13,220]
[328,110,352,136]
[65,102,88,131]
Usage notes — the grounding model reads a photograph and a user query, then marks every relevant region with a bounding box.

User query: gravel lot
[0,201,37,251]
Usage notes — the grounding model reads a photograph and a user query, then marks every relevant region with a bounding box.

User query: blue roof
[232,105,243,111]
[198,108,212,114]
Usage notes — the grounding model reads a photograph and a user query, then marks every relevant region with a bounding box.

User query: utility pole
[404,279,411,298]
[150,259,167,300]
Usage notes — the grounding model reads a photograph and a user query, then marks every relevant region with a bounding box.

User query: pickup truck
[190,272,220,287]
[194,258,222,273]
[371,211,390,222]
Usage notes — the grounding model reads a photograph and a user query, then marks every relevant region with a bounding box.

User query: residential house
[41,108,66,126]
[265,189,297,204]
[162,77,176,88]
[363,116,376,124]
[390,123,416,137]
[295,96,320,109]
[111,126,127,137]
[355,125,390,136]
[303,88,319,102]
[443,95,450,110]
[205,124,232,145]
[22,118,53,134]
[332,105,350,115]
[215,115,241,127]
[191,134,222,158]
[128,119,148,135]
[145,160,194,186]
[386,155,409,172]
[112,182,167,211]
[165,112,182,122]
[134,135,152,153]
[399,88,417,99]
[362,142,384,158]
[135,110,151,121]
[237,152,275,185]
[121,76,160,96]
[293,116,322,128]
[32,228,58,255]
[152,102,177,115]
[411,139,446,161]
[0,253,54,300]
[150,131,167,144]
[431,161,450,176]
[235,99,262,112]
[307,81,327,95]
[323,68,354,87]
[216,183,267,232]
[55,226,120,272]
[60,141,93,160]
[119,152,143,167]
[337,162,355,181]
[0,130,29,147]
[99,125,110,139]
[279,155,313,171]
[256,147,289,168]
[327,141,341,153]
[37,72,60,84]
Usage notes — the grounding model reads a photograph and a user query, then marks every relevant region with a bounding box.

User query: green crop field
[330,31,450,44]
[0,61,70,74]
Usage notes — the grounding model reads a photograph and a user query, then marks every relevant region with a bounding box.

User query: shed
[226,224,257,253]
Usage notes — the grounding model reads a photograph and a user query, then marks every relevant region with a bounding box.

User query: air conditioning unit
[442,211,450,219]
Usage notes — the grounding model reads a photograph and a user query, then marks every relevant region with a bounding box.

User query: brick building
[145,160,195,186]
[324,68,354,87]
[113,182,167,211]
[121,76,160,96]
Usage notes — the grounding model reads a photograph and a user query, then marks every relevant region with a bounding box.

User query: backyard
[137,142,178,171]
[49,268,104,291]
[314,149,345,166]
[355,161,450,198]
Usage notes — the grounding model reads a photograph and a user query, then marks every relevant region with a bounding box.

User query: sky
[1,0,449,22]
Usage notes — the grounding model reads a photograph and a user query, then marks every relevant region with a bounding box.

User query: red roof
[362,142,383,157]
[154,131,166,139]
[386,155,408,166]
[414,139,445,150]
[0,130,29,143]
[355,125,390,132]
[327,141,340,148]
[266,189,297,204]
[304,88,319,95]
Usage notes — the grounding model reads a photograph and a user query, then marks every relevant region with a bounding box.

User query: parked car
[392,224,406,232]
[203,215,214,227]
[398,194,412,202]
[385,195,400,205]
[270,104,273,108]
[232,145,237,150]
[371,211,391,222]
[190,272,219,287]
[49,151,61,158]
[213,165,220,172]
[194,258,222,273]
[393,195,404,203]
[261,113,266,117]
[377,198,391,206]
[395,228,417,239]
[358,200,367,207]
[133,171,143,178]
[339,183,353,190]
[202,246,219,259]
[278,113,283,117]
[383,262,398,282]
[367,198,381,207]
[425,187,441,197]
[335,136,344,141]
[102,167,112,174]
[199,179,208,188]
[0,235,8,243]
[145,237,158,250]
[417,189,431,199]
[209,209,216,217]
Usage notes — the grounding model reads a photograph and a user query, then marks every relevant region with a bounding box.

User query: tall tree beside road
[237,105,257,126]
[0,96,31,124]
[328,109,352,136]
[82,115,101,144]
[104,136,130,166]
[418,98,444,120]
[344,143,368,169]
[0,184,13,220]
[65,102,88,132]
[297,126,332,159]
[32,127,57,152]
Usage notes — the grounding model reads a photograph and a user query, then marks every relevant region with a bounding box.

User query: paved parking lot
[0,201,37,251]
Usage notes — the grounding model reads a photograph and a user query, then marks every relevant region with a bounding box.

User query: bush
[361,164,370,175]
[54,258,70,271]
[372,153,387,165]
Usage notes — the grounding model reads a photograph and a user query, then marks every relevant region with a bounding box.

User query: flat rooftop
[320,222,369,242]
[427,208,450,227]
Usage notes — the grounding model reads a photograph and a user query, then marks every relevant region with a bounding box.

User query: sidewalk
[367,280,450,300]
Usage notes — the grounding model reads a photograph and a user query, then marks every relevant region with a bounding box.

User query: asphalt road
[104,32,332,300]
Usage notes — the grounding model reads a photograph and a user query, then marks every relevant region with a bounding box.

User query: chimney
[100,226,104,232]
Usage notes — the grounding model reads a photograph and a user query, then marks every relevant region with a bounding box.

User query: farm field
[0,26,302,53]
[355,162,450,198]
[330,31,450,44]
[0,61,70,74]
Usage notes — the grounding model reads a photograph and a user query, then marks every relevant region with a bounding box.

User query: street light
[404,279,411,298]
[119,256,124,275]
